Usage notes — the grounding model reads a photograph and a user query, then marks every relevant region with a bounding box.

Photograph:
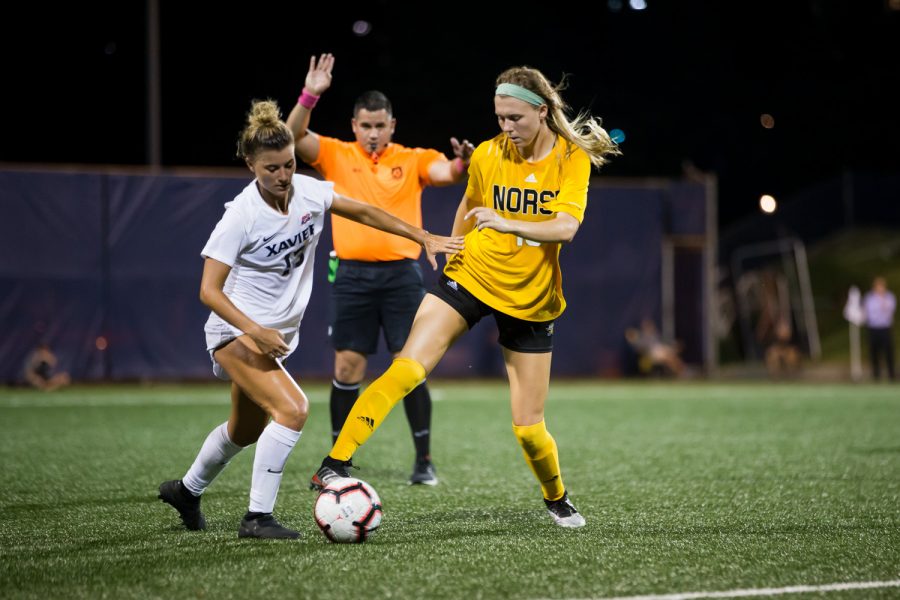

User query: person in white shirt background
[862,276,896,381]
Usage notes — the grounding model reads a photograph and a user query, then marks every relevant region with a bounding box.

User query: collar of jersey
[354,142,395,163]
[508,134,561,166]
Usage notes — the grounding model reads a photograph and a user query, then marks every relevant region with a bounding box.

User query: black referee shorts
[428,274,555,353]
[329,259,425,355]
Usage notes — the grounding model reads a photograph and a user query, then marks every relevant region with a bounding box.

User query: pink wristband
[454,157,468,176]
[298,89,320,109]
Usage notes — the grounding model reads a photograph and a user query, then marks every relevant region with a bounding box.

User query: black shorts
[428,274,554,353]
[329,259,425,355]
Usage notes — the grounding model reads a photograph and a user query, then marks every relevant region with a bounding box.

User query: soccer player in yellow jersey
[314,65,620,528]
[286,54,474,486]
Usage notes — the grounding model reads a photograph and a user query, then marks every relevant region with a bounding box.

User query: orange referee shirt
[310,135,447,261]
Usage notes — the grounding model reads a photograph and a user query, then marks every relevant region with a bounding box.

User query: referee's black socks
[330,379,361,444]
[404,382,432,460]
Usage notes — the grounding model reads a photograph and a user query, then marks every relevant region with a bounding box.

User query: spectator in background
[625,318,685,378]
[23,343,70,391]
[764,317,801,378]
[862,276,896,381]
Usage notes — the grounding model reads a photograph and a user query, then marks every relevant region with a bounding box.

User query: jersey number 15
[281,248,305,276]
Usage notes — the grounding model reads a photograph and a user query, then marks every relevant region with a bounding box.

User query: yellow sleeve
[549,147,590,222]
[464,143,487,205]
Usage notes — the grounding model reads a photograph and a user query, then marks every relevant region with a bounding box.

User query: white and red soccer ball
[313,477,382,543]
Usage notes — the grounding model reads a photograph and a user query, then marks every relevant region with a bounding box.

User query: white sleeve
[321,181,334,212]
[302,175,334,212]
[201,202,249,267]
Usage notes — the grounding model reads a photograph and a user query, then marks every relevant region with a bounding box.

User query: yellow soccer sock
[330,358,426,461]
[512,420,565,502]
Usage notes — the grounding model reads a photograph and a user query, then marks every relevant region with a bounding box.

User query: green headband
[495,83,545,106]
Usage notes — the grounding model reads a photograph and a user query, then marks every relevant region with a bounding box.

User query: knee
[334,352,366,383]
[511,407,545,429]
[386,358,427,395]
[272,396,309,431]
[334,363,360,383]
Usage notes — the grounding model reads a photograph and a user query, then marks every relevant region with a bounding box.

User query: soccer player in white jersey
[157,100,463,539]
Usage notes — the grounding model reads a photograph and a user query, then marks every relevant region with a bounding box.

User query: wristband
[298,89,320,109]
[454,157,468,176]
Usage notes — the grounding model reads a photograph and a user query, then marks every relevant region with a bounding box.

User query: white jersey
[202,174,334,354]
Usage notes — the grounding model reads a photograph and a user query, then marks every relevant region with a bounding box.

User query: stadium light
[352,20,372,36]
[759,194,777,214]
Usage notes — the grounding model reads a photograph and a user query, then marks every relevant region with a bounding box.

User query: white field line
[540,579,900,600]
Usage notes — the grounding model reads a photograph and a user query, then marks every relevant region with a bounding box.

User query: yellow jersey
[311,136,446,261]
[444,133,590,321]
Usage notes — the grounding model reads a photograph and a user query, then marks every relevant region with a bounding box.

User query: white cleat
[545,492,586,528]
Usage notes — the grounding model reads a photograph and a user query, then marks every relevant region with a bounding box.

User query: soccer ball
[313,477,383,543]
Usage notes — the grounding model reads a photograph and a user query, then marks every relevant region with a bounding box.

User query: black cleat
[408,458,438,486]
[238,513,299,539]
[544,491,586,528]
[158,480,206,531]
[309,456,355,491]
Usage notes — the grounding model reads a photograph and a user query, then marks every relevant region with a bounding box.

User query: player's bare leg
[504,349,584,528]
[212,336,308,539]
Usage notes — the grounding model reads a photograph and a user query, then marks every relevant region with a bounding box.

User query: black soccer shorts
[329,259,425,355]
[428,274,554,353]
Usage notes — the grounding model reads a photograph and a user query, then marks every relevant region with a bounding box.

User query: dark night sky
[4,1,899,227]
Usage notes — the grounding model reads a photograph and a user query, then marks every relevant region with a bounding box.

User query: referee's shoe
[408,458,438,486]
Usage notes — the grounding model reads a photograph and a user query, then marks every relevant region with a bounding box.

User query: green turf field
[1,381,898,599]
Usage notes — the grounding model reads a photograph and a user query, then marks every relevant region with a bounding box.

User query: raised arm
[330,194,465,270]
[427,137,476,186]
[285,53,335,165]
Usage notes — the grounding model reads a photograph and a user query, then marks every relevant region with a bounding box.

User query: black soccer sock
[403,382,432,460]
[330,380,361,444]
